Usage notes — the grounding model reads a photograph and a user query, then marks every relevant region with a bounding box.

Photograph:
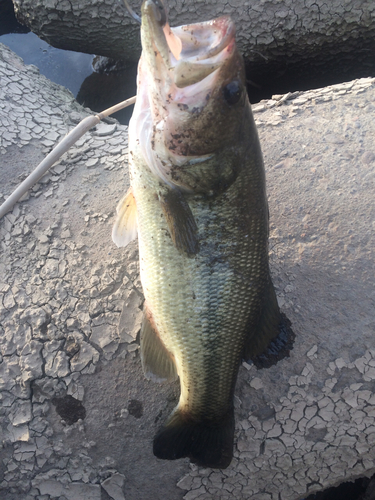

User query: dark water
[1,1,375,126]
[0,30,137,124]
[0,32,95,97]
[76,57,137,125]
[0,0,136,124]
[304,475,375,500]
[0,0,29,35]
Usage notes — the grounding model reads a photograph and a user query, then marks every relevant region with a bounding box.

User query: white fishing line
[0,96,136,220]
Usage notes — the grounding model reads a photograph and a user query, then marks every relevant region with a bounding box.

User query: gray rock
[69,341,99,372]
[36,480,101,500]
[19,341,44,382]
[117,289,143,343]
[101,473,126,500]
[11,0,375,81]
[10,400,32,426]
[5,423,30,443]
[2,41,375,500]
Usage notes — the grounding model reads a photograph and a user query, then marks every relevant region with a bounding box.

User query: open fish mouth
[141,0,236,97]
[134,0,245,190]
[165,15,236,88]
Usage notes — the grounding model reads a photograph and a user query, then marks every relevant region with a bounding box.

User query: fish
[113,0,294,469]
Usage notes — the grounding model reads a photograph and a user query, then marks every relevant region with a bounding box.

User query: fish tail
[153,407,235,469]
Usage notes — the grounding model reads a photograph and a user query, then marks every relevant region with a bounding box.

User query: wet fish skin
[113,0,294,469]
[132,109,276,468]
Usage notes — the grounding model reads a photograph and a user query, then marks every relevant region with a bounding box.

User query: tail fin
[153,408,234,469]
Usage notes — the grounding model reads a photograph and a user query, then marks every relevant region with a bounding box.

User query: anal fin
[112,187,138,248]
[159,189,199,256]
[140,307,178,383]
[244,277,295,369]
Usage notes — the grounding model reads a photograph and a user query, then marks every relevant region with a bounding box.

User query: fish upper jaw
[141,0,236,76]
[140,0,237,112]
[171,16,236,89]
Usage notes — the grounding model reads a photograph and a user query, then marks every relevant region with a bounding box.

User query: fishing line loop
[121,0,141,24]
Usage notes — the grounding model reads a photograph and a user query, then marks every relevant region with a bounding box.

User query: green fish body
[113,0,294,468]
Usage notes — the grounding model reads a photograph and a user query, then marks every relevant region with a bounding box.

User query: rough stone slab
[11,0,375,82]
[101,473,126,500]
[36,480,101,500]
[1,43,375,500]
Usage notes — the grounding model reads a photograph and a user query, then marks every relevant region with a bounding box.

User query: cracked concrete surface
[1,42,375,499]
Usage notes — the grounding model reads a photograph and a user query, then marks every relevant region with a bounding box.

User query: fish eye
[223,81,242,105]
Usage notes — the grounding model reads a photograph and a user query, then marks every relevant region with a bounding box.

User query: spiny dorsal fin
[140,307,178,383]
[159,189,199,256]
[112,187,138,248]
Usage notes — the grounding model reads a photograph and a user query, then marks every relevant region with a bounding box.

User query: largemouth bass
[113,0,294,469]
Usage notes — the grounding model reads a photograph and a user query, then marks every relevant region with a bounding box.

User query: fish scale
[131,129,268,418]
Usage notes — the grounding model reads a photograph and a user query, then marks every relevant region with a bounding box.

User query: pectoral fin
[112,188,138,248]
[243,277,295,368]
[140,308,178,383]
[159,189,199,256]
